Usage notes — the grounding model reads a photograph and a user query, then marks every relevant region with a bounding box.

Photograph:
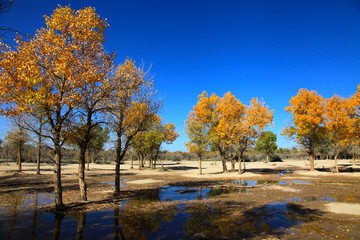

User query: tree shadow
[166,166,198,171]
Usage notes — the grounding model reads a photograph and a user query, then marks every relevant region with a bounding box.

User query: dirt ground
[1,159,360,239]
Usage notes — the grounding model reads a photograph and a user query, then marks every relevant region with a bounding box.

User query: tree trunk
[334,154,339,173]
[219,151,227,173]
[115,143,121,194]
[53,142,65,211]
[238,152,243,174]
[199,155,202,175]
[309,154,315,171]
[130,152,134,169]
[78,146,87,201]
[150,156,154,169]
[138,154,142,170]
[37,126,42,175]
[86,150,90,171]
[352,148,356,167]
[266,154,269,163]
[17,143,21,172]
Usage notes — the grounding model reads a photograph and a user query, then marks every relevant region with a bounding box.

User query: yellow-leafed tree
[282,89,325,171]
[324,95,354,173]
[0,6,113,209]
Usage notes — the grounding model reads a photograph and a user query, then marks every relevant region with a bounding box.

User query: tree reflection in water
[0,190,334,239]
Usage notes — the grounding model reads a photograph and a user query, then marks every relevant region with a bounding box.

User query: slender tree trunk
[78,145,87,201]
[37,125,42,175]
[115,142,121,194]
[352,148,356,167]
[17,143,21,172]
[75,212,86,240]
[266,154,269,163]
[335,153,339,173]
[199,155,202,175]
[130,152,134,169]
[53,141,64,211]
[238,152,243,174]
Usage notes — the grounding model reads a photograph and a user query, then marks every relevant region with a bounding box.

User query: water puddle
[0,198,321,239]
[101,179,128,188]
[286,195,360,203]
[1,185,359,239]
[277,169,291,177]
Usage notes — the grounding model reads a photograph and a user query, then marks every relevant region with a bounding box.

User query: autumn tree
[107,59,161,194]
[227,98,274,173]
[132,116,179,169]
[185,116,210,175]
[11,112,48,175]
[0,6,113,210]
[324,95,354,173]
[191,91,231,172]
[216,92,246,171]
[145,122,178,169]
[5,118,29,172]
[256,131,277,163]
[349,84,360,165]
[282,89,326,171]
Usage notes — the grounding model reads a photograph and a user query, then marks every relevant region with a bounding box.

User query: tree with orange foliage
[282,89,326,171]
[349,84,360,165]
[0,6,113,210]
[191,91,232,172]
[324,95,354,173]
[225,97,273,174]
[107,59,161,194]
[216,92,246,172]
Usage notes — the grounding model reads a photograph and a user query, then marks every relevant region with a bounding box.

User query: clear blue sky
[1,0,359,151]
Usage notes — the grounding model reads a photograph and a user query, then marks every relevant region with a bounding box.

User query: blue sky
[1,0,359,151]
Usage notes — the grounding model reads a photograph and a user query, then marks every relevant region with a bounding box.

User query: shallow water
[0,194,320,240]
[0,180,358,239]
